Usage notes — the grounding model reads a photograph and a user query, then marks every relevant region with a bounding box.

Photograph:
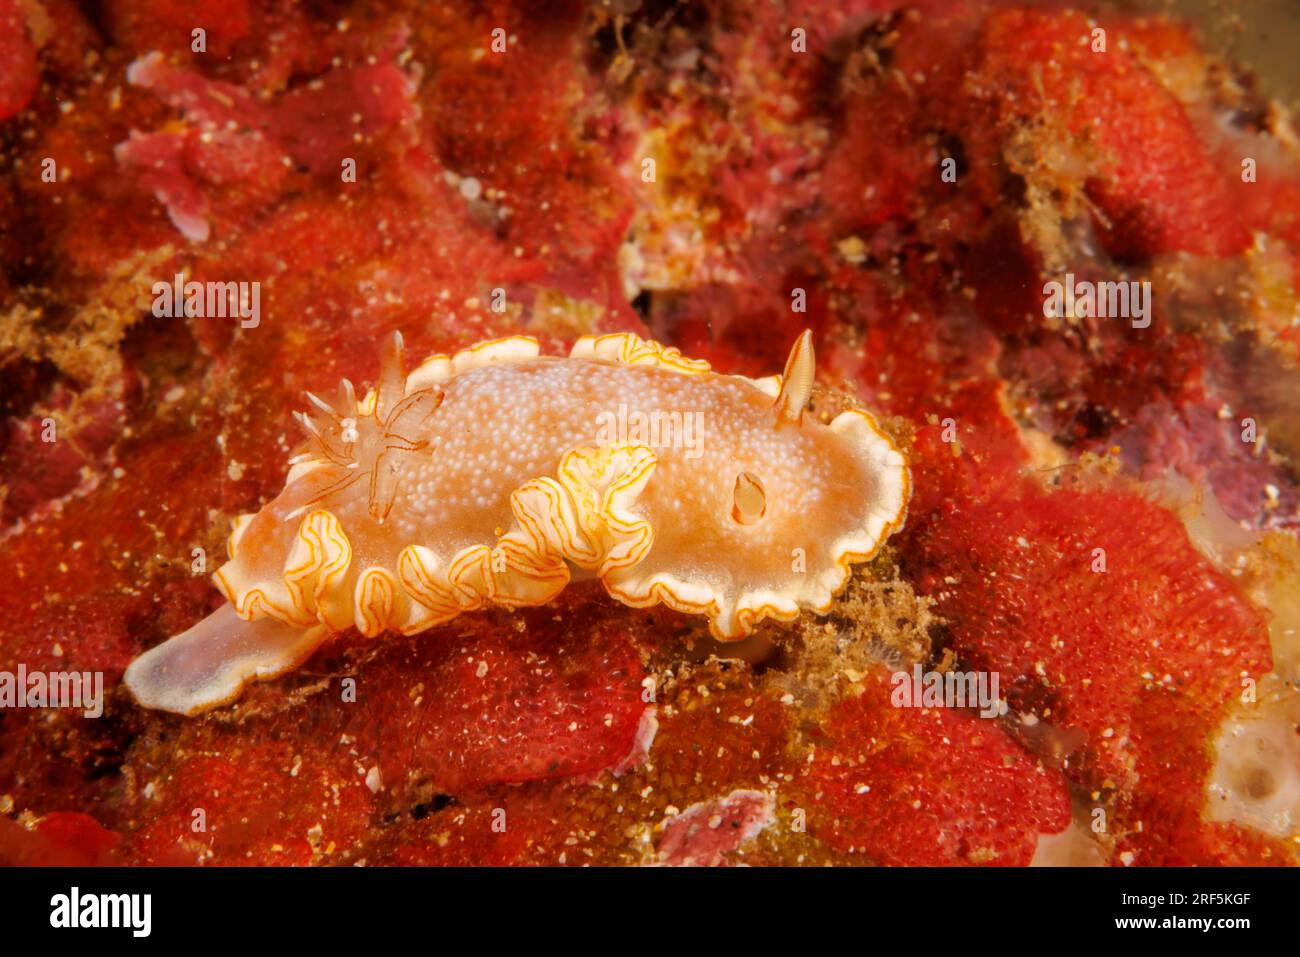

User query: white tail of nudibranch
[123,605,330,716]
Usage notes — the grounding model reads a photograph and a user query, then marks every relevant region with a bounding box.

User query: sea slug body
[124,330,911,715]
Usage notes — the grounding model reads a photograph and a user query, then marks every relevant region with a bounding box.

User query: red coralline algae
[117,34,420,241]
[335,604,651,795]
[975,9,1252,260]
[903,422,1279,862]
[799,671,1071,866]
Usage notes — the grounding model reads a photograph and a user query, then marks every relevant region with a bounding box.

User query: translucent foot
[123,604,330,716]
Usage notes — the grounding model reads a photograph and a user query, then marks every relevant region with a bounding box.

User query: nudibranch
[124,330,910,715]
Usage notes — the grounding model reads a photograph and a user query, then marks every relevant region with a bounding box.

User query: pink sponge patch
[657,789,776,866]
